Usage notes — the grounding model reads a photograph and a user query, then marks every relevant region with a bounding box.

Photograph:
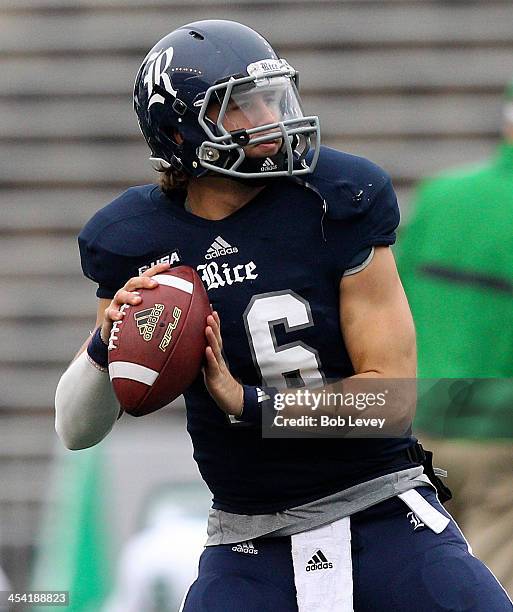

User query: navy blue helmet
[133,20,320,179]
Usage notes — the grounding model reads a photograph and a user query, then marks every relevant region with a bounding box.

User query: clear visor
[210,75,304,141]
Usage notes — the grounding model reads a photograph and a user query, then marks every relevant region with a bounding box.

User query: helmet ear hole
[188,30,204,40]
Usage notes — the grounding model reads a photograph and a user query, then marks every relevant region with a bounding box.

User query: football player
[55,20,512,611]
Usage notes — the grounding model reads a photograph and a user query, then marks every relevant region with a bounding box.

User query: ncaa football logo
[144,47,177,107]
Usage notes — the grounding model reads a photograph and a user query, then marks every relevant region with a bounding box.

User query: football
[108,266,210,416]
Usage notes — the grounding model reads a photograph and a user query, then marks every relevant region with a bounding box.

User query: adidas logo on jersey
[231,540,259,555]
[205,236,239,260]
[256,387,271,402]
[260,157,277,172]
[305,550,333,572]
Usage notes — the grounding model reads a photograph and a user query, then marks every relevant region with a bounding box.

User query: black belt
[405,441,452,504]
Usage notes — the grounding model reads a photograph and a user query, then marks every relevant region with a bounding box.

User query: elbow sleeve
[55,351,120,450]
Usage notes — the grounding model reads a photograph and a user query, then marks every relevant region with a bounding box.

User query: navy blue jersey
[79,146,416,513]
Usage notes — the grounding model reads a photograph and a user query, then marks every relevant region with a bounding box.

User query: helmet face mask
[133,20,321,181]
[197,64,320,178]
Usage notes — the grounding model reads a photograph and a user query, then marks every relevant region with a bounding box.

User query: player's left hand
[204,311,244,417]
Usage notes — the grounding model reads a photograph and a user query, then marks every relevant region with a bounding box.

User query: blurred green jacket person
[396,80,513,594]
[396,103,513,439]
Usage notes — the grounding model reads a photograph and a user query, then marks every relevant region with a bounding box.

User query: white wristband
[55,351,120,450]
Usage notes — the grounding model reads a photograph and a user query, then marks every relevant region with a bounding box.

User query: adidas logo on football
[305,550,333,572]
[231,540,259,555]
[260,157,277,172]
[134,304,164,341]
[205,236,239,260]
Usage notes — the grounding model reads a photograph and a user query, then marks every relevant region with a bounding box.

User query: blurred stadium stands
[1,0,513,597]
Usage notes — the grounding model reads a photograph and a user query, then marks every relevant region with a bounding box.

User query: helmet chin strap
[227,149,288,183]
[228,133,304,180]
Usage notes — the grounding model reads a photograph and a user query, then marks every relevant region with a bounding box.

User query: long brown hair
[158,167,189,195]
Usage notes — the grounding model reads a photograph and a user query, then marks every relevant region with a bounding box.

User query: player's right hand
[100,262,171,344]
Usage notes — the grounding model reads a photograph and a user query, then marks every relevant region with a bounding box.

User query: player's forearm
[329,337,417,431]
[55,350,120,450]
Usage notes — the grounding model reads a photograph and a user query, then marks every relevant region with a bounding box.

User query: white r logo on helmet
[144,47,178,107]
